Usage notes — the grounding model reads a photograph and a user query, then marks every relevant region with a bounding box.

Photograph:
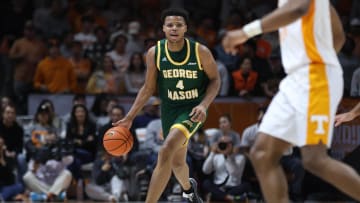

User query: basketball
[103,126,133,156]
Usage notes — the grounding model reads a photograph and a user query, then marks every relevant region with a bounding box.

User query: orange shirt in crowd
[232,69,258,92]
[69,58,92,93]
[256,38,272,59]
[34,56,77,93]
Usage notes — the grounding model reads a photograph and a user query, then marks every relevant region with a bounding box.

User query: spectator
[96,97,120,128]
[106,34,130,73]
[351,66,360,96]
[338,36,360,96]
[124,52,146,94]
[211,49,230,96]
[202,135,249,202]
[240,40,272,96]
[38,99,64,137]
[231,57,258,97]
[62,94,91,125]
[240,107,305,201]
[68,41,92,94]
[86,56,118,94]
[33,39,77,94]
[60,32,75,58]
[90,94,109,118]
[196,17,217,49]
[0,104,25,182]
[261,50,286,98]
[85,151,131,202]
[9,20,46,114]
[0,96,12,112]
[187,129,210,183]
[132,96,160,130]
[66,104,97,179]
[209,114,241,149]
[0,136,24,201]
[84,26,112,67]
[73,3,108,33]
[126,21,144,56]
[73,16,97,50]
[25,104,58,161]
[23,133,72,202]
[32,0,70,38]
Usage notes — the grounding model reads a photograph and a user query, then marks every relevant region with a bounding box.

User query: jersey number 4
[176,80,184,90]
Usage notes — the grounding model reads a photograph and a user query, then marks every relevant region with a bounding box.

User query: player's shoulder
[192,41,211,56]
[147,45,157,56]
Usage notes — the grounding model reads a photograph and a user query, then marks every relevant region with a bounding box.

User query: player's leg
[301,144,360,200]
[172,146,191,190]
[145,128,187,203]
[172,146,203,203]
[249,132,292,203]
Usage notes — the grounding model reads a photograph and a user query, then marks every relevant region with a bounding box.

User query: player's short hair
[161,7,189,25]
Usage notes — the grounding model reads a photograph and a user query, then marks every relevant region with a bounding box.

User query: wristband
[243,19,263,38]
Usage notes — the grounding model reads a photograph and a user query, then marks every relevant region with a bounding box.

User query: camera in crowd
[218,142,229,151]
[216,136,233,154]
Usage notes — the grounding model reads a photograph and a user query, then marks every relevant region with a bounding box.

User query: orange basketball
[103,126,133,156]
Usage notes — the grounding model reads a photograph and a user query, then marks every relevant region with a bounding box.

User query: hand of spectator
[101,161,111,171]
[335,112,356,127]
[5,150,16,158]
[87,135,94,142]
[211,143,219,153]
[239,90,248,96]
[40,85,49,93]
[189,104,206,123]
[222,29,249,55]
[136,169,146,177]
[74,139,83,145]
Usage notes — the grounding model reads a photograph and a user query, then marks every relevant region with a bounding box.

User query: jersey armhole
[195,42,203,70]
[155,41,161,70]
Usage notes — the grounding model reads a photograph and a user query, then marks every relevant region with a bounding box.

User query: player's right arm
[335,102,360,127]
[112,46,158,129]
[223,0,311,54]
[330,5,345,53]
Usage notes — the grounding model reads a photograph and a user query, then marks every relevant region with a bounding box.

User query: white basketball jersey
[278,0,341,73]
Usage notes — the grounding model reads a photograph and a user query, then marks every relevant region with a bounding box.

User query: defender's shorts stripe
[302,0,330,145]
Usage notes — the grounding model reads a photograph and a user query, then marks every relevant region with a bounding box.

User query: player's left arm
[189,44,220,123]
[330,5,345,53]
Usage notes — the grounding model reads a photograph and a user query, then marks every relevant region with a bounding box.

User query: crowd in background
[0,0,359,202]
[0,0,359,115]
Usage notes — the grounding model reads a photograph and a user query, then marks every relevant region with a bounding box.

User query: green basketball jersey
[155,38,209,108]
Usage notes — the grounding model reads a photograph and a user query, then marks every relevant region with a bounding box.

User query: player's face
[163,16,187,43]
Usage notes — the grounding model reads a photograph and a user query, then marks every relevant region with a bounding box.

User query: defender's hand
[222,29,249,55]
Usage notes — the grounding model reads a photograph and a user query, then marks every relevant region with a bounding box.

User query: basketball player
[222,0,360,202]
[113,8,220,203]
[335,102,360,126]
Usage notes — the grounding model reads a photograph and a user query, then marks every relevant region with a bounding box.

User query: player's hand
[222,29,249,55]
[112,117,133,129]
[189,105,206,123]
[334,112,356,127]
